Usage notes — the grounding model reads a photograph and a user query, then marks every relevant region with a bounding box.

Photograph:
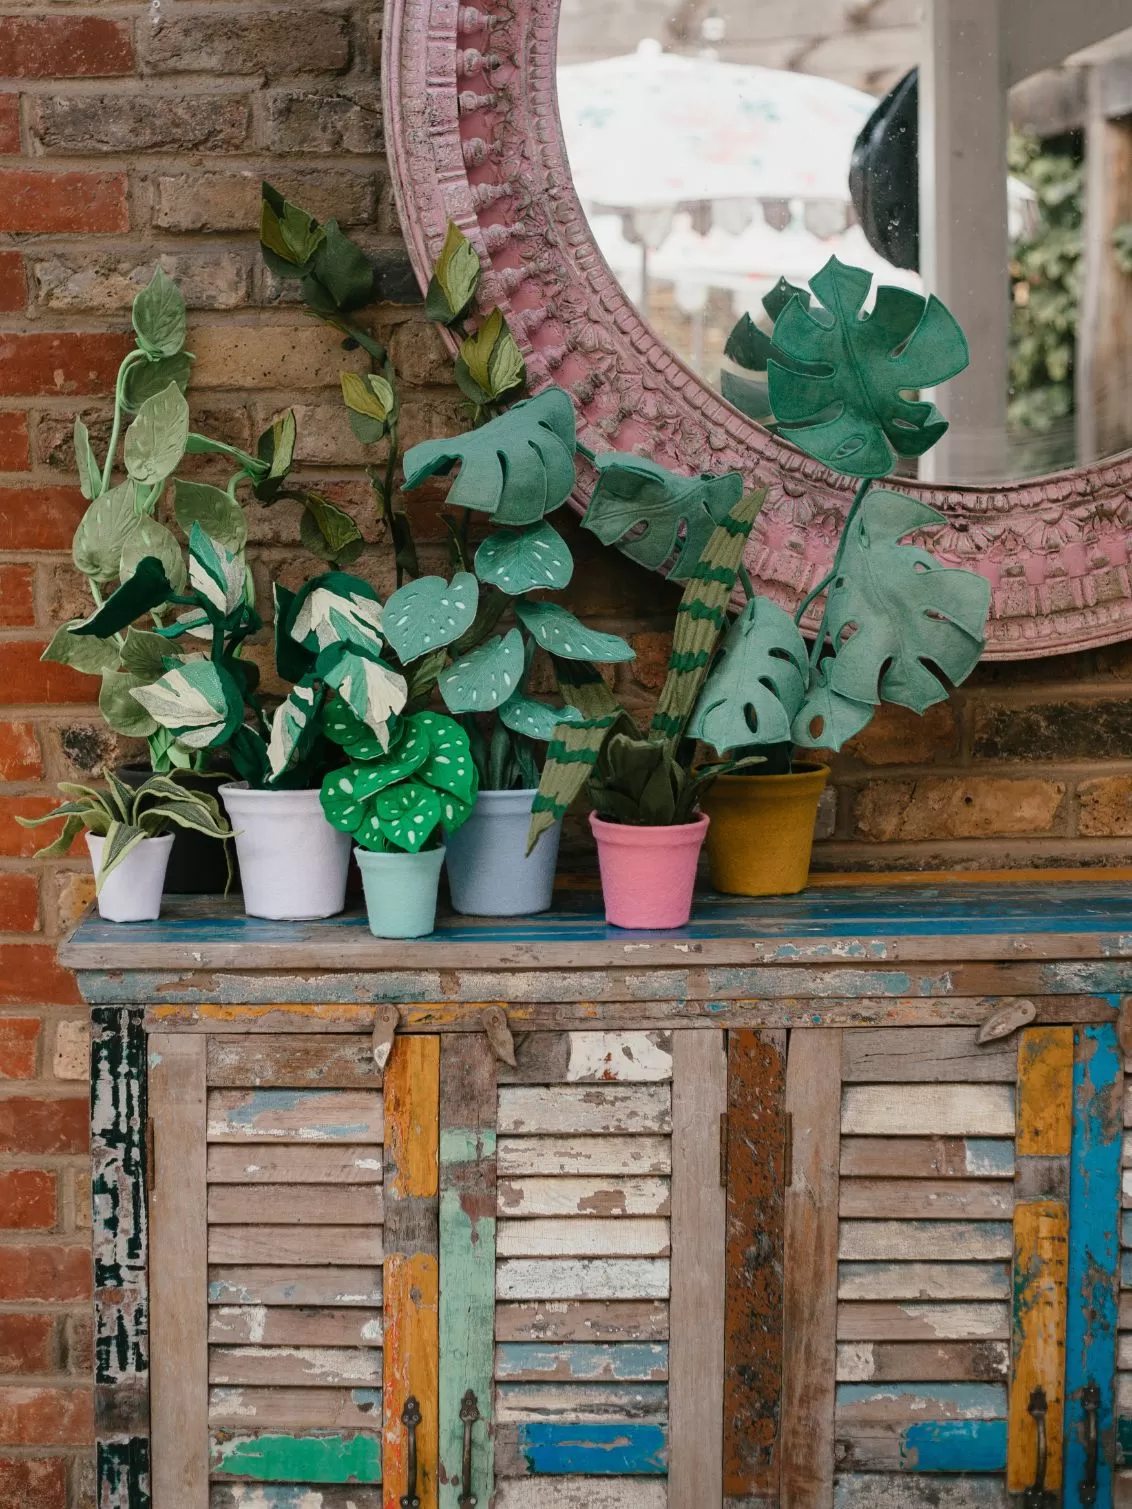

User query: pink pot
[589,811,709,929]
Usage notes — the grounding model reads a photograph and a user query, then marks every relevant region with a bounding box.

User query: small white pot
[220,784,350,921]
[86,833,174,923]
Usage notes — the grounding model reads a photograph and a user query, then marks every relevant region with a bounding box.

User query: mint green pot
[354,845,445,938]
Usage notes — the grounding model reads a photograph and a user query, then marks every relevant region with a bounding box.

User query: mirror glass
[556,1,1132,484]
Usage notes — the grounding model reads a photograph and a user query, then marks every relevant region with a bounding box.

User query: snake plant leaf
[439,628,525,713]
[131,266,186,360]
[123,382,190,486]
[514,601,634,663]
[73,557,175,639]
[791,489,991,750]
[527,659,623,852]
[287,573,385,660]
[120,516,187,595]
[411,711,478,803]
[174,481,247,553]
[41,622,122,677]
[74,417,101,501]
[266,676,325,780]
[401,386,577,526]
[583,454,745,580]
[375,780,444,852]
[382,572,479,662]
[767,258,969,478]
[475,520,574,595]
[688,597,809,754]
[425,220,482,325]
[499,695,584,742]
[72,480,142,583]
[100,672,159,738]
[188,523,244,617]
[129,660,245,749]
[322,651,408,748]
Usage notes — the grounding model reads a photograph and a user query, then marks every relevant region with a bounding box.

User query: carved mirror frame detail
[384,0,1132,659]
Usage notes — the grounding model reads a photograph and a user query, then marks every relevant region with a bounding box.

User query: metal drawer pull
[400,1394,422,1509]
[1023,1386,1056,1508]
[458,1388,480,1509]
[1080,1380,1100,1506]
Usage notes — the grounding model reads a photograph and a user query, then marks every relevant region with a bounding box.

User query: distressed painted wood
[494,1301,669,1343]
[207,1089,383,1143]
[1016,1028,1075,1157]
[836,1419,1008,1473]
[497,1217,669,1257]
[842,1028,1017,1082]
[836,1382,1007,1420]
[723,1027,785,1501]
[209,1225,384,1266]
[497,1084,671,1135]
[835,1340,1009,1382]
[499,1031,673,1084]
[209,1345,382,1387]
[208,1307,382,1348]
[210,1488,381,1508]
[837,1262,1011,1302]
[207,1183,384,1226]
[206,1144,383,1184]
[382,1035,439,1509]
[781,1028,841,1509]
[497,1176,670,1218]
[495,1381,668,1421]
[838,1179,1014,1220]
[833,1477,1007,1508]
[669,1030,726,1507]
[840,1137,1015,1179]
[838,1221,1014,1261]
[148,1033,208,1508]
[493,1480,666,1508]
[841,1084,1016,1137]
[497,1135,671,1176]
[209,1428,380,1482]
[209,1386,382,1429]
[837,1303,1010,1342]
[494,1421,668,1476]
[208,1266,381,1307]
[494,1341,668,1381]
[207,1035,382,1088]
[497,1258,670,1302]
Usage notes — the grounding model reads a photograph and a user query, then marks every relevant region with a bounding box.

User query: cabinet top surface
[58,880,1132,973]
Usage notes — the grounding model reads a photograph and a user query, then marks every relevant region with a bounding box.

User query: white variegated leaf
[188,523,245,615]
[322,651,407,748]
[267,681,320,778]
[292,586,385,657]
[128,662,231,746]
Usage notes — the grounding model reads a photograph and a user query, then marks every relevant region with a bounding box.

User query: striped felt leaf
[527,661,622,851]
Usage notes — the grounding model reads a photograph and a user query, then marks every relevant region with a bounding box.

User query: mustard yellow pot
[701,762,830,896]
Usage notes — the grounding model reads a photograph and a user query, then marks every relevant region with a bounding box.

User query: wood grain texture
[207,1183,384,1226]
[833,1475,1006,1507]
[1007,1201,1069,1494]
[210,1487,381,1508]
[208,1345,382,1387]
[494,1341,668,1381]
[669,1030,727,1508]
[1016,1028,1074,1157]
[497,1217,670,1257]
[496,1257,670,1301]
[149,1033,209,1508]
[837,1262,1010,1301]
[209,1427,380,1483]
[208,1225,384,1266]
[781,1028,841,1509]
[207,1035,382,1088]
[836,1418,1007,1473]
[495,1380,668,1421]
[838,1221,1013,1262]
[207,1088,383,1143]
[494,1301,669,1343]
[497,1176,670,1218]
[498,1135,671,1176]
[208,1307,382,1348]
[493,1480,666,1507]
[841,1084,1015,1137]
[208,1386,382,1429]
[842,1028,1016,1082]
[493,1420,668,1476]
[208,1266,381,1307]
[840,1137,1015,1179]
[835,1340,1009,1382]
[207,1144,383,1184]
[838,1179,1014,1220]
[723,1027,785,1500]
[497,1084,671,1135]
[837,1303,1009,1342]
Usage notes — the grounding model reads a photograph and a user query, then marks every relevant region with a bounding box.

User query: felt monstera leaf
[382,572,478,662]
[129,660,244,749]
[439,628,526,714]
[767,258,969,478]
[401,387,577,526]
[792,489,991,750]
[689,596,809,754]
[188,524,245,618]
[475,521,573,594]
[583,454,745,580]
[514,601,634,663]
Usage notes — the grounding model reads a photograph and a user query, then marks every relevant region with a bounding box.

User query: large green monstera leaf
[401,386,577,526]
[793,490,991,750]
[582,454,744,580]
[767,258,969,478]
[688,597,809,754]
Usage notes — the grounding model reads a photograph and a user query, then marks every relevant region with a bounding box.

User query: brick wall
[0,2,1130,1499]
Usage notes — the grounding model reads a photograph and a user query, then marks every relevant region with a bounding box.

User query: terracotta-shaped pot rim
[711,762,829,791]
[589,811,710,844]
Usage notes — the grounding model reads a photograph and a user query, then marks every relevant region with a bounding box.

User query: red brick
[0,1018,38,1078]
[0,171,128,234]
[0,251,25,311]
[0,1458,66,1509]
[0,411,30,468]
[0,797,60,858]
[0,1314,54,1372]
[0,641,98,707]
[0,16,133,78]
[0,1096,88,1155]
[63,1312,92,1373]
[0,873,38,932]
[0,723,42,780]
[0,487,86,549]
[0,94,18,154]
[0,1387,92,1446]
[0,1169,56,1229]
[0,1244,90,1303]
[0,333,131,397]
[0,947,80,1006]
[0,564,34,625]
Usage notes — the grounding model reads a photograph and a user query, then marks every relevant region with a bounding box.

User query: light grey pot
[445,788,562,916]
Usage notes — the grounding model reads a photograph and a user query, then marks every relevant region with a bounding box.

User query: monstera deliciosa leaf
[792,490,991,749]
[583,454,745,580]
[767,258,969,478]
[689,596,809,754]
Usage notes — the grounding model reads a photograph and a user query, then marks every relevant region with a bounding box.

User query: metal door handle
[400,1395,422,1509]
[458,1388,480,1508]
[1080,1380,1100,1506]
[1023,1386,1056,1508]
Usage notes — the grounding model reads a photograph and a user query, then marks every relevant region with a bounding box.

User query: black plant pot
[116,766,240,896]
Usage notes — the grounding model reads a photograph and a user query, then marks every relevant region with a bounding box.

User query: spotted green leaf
[475,520,573,595]
[412,710,477,802]
[513,601,634,663]
[498,694,583,742]
[382,572,479,663]
[374,780,444,852]
[439,628,525,713]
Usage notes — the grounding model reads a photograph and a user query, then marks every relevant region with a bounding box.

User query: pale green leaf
[131,265,187,359]
[439,628,525,713]
[123,381,190,485]
[120,628,174,679]
[120,516,187,595]
[173,480,247,553]
[42,622,121,677]
[474,520,573,594]
[689,596,809,753]
[129,660,242,748]
[382,572,479,662]
[74,417,101,501]
[514,600,634,663]
[72,480,141,583]
[498,694,583,742]
[100,671,159,737]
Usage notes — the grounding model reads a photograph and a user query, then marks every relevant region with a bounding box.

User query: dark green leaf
[583,455,744,580]
[299,494,366,567]
[73,558,174,638]
[311,220,374,312]
[724,312,773,371]
[122,353,192,415]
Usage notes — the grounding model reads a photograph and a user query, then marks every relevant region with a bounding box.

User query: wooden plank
[207,1184,384,1225]
[207,1034,382,1088]
[498,1136,671,1176]
[1007,1200,1070,1494]
[495,1381,667,1422]
[1016,1027,1074,1157]
[495,1301,669,1343]
[209,1386,382,1429]
[838,1221,1013,1261]
[209,1428,381,1483]
[438,1034,496,1509]
[836,1381,1006,1422]
[209,1345,382,1387]
[208,1226,383,1266]
[149,1033,209,1509]
[838,1262,1010,1301]
[838,1179,1013,1220]
[207,1143,383,1183]
[842,1028,1017,1082]
[835,1340,1009,1382]
[841,1084,1015,1137]
[723,1026,785,1501]
[208,1307,382,1347]
[833,1476,1007,1507]
[211,1488,381,1509]
[497,1217,669,1257]
[500,1031,674,1085]
[382,1035,439,1509]
[494,1421,668,1476]
[668,1030,726,1509]
[495,1341,669,1382]
[840,1136,1015,1179]
[837,1303,1010,1342]
[207,1089,383,1143]
[497,1176,670,1218]
[208,1266,381,1307]
[836,1418,1008,1473]
[496,1258,669,1302]
[493,1481,666,1508]
[497,1084,671,1135]
[781,1028,841,1509]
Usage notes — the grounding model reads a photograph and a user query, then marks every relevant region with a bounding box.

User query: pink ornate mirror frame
[383,0,1132,660]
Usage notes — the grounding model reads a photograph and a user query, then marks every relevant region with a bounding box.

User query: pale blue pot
[355,845,445,938]
[445,788,562,916]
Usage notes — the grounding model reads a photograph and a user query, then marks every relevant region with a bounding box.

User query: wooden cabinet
[65,883,1132,1508]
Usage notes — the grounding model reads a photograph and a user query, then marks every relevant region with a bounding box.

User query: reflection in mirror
[556,1,1132,485]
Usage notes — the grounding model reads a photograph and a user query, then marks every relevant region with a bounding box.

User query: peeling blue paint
[900,1420,1007,1472]
[517,1422,668,1475]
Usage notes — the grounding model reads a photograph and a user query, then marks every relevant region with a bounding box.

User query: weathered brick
[0,1171,56,1231]
[0,250,24,311]
[0,946,81,1006]
[39,557,96,625]
[150,167,376,232]
[0,1387,92,1446]
[287,402,368,465]
[0,1018,39,1078]
[31,247,250,314]
[0,16,133,77]
[0,171,128,234]
[854,777,1066,842]
[0,333,131,397]
[49,872,95,935]
[63,1312,92,1373]
[69,1167,91,1235]
[54,721,145,781]
[143,9,349,76]
[193,322,368,391]
[0,1096,88,1155]
[265,87,382,152]
[627,631,671,692]
[844,701,960,766]
[0,1315,54,1373]
[0,93,19,154]
[0,487,86,549]
[0,723,42,780]
[52,1019,89,1081]
[0,564,34,625]
[0,873,38,932]
[973,699,1132,762]
[0,1245,90,1303]
[1077,776,1132,836]
[0,642,98,707]
[389,317,456,386]
[0,411,30,469]
[0,1458,67,1509]
[29,92,251,154]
